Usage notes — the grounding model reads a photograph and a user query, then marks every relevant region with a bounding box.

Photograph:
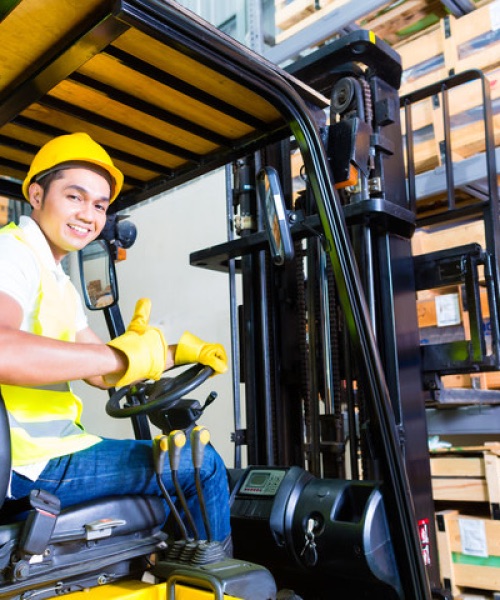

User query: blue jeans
[10,438,231,542]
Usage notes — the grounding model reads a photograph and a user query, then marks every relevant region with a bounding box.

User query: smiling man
[0,132,231,545]
[29,167,111,259]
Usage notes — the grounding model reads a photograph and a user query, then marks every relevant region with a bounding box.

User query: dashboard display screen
[239,468,287,496]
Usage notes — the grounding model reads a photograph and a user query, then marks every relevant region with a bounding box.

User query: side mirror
[78,239,118,310]
[256,166,294,266]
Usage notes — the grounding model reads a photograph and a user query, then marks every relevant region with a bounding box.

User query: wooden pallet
[275,0,453,47]
[275,0,318,32]
[359,0,448,46]
[274,0,345,44]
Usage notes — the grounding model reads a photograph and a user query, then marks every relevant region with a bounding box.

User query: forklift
[3,0,497,598]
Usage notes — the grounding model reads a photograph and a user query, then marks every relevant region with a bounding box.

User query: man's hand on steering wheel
[104,307,228,418]
[174,331,228,375]
[103,296,228,388]
[104,298,168,388]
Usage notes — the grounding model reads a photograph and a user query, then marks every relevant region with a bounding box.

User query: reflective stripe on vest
[0,223,101,466]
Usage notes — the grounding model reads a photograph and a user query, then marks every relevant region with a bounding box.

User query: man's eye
[95,204,107,213]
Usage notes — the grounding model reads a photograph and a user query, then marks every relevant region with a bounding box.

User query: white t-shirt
[0,216,88,333]
[0,216,89,484]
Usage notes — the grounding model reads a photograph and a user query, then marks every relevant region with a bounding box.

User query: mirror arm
[103,304,126,338]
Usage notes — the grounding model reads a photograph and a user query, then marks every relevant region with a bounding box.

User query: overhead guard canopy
[0,0,328,212]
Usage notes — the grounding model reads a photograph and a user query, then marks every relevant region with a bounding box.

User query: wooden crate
[430,444,500,518]
[398,2,500,176]
[398,1,500,95]
[413,222,500,389]
[417,286,490,333]
[412,221,486,257]
[436,510,500,596]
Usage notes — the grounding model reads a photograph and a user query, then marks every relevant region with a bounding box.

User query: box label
[435,293,461,327]
[458,518,488,557]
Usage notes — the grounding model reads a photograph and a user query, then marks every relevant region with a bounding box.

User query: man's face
[29,167,111,263]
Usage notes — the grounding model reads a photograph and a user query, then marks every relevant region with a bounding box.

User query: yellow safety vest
[0,222,101,466]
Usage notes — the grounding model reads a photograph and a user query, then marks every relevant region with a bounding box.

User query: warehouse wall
[72,168,240,466]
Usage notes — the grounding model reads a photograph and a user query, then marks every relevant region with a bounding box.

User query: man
[0,132,230,543]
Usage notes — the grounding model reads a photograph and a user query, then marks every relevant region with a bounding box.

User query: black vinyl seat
[0,396,168,600]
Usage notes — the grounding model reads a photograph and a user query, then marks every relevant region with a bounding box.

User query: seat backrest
[0,392,11,510]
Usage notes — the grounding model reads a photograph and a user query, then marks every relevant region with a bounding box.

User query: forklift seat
[0,395,168,599]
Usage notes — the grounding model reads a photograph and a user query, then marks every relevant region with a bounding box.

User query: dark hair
[35,170,65,191]
[34,170,66,206]
[33,162,113,204]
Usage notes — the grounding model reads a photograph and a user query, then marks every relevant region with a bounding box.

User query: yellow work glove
[175,331,228,375]
[104,298,167,387]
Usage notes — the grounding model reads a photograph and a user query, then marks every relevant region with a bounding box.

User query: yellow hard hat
[22,132,124,203]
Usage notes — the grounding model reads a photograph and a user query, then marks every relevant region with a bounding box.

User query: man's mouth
[68,224,91,234]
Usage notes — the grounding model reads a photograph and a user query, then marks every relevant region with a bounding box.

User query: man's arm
[0,291,127,387]
[0,291,219,390]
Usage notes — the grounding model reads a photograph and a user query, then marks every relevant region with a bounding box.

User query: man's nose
[77,201,95,221]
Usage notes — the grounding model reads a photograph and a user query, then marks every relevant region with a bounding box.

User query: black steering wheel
[106,363,213,419]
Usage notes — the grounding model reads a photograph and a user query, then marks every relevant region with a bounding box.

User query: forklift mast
[191,31,435,598]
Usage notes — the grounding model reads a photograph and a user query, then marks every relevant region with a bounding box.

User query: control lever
[152,434,189,541]
[200,391,217,413]
[168,430,199,540]
[190,425,213,542]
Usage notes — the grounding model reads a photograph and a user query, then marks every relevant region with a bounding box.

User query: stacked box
[398,1,500,95]
[398,2,500,176]
[275,0,456,46]
[437,510,500,596]
[432,455,489,502]
[430,444,500,519]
